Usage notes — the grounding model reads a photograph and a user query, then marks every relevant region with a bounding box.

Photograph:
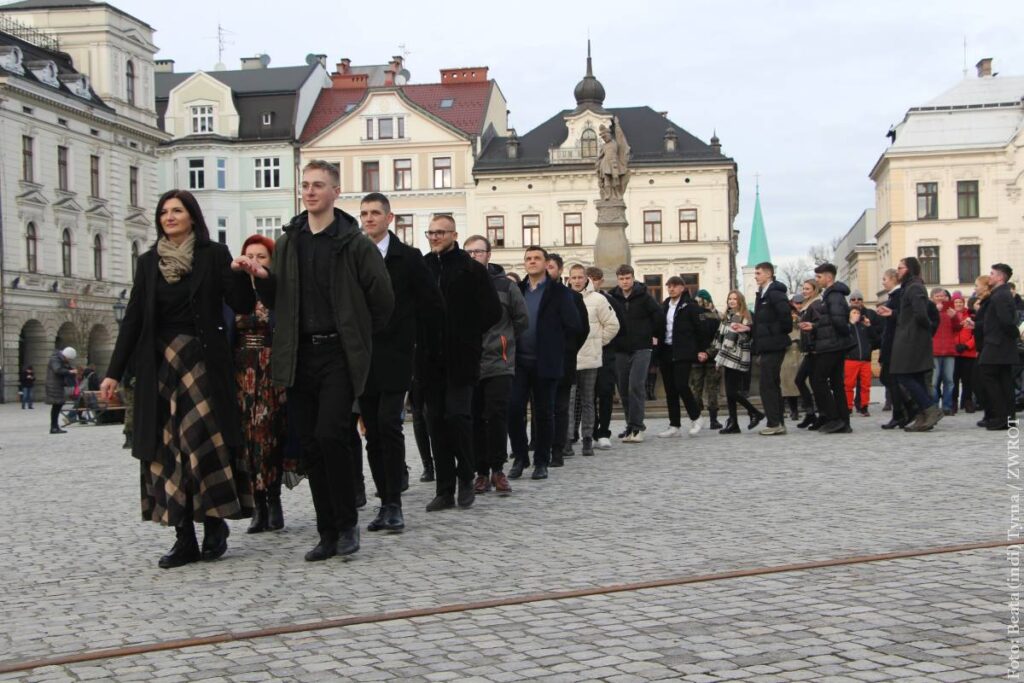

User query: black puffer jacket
[609,282,663,352]
[752,280,793,353]
[810,281,854,354]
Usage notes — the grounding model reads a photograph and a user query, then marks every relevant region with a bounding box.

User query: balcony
[549,146,596,165]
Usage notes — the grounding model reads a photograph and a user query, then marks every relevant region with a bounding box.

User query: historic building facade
[870,59,1024,292]
[0,1,166,402]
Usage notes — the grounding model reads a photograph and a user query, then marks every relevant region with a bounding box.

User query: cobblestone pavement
[0,402,1012,680]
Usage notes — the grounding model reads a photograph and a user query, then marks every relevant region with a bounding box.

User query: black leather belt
[300,332,340,345]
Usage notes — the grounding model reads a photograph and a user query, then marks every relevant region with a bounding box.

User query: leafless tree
[776,258,814,292]
[807,236,843,266]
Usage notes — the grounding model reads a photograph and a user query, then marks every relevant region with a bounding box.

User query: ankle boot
[719,418,740,434]
[201,518,229,561]
[796,412,817,429]
[267,487,284,531]
[708,408,722,430]
[158,523,200,569]
[247,492,269,534]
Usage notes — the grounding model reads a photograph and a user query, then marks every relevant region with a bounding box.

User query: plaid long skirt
[141,333,254,526]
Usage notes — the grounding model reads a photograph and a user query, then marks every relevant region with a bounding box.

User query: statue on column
[596,116,630,202]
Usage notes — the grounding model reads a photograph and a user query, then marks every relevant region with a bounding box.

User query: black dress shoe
[384,504,405,532]
[304,536,338,562]
[747,412,764,430]
[818,420,846,434]
[456,479,475,508]
[425,494,455,512]
[420,468,435,483]
[201,519,230,561]
[796,413,817,429]
[508,459,526,480]
[550,453,564,468]
[337,526,360,556]
[617,428,630,439]
[977,419,991,428]
[708,417,723,430]
[880,418,902,430]
[718,419,740,435]
[49,427,67,434]
[986,421,1007,431]
[367,506,388,532]
[531,465,548,480]
[158,525,200,569]
[247,493,269,534]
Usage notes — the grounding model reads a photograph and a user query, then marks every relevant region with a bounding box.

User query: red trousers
[844,359,871,409]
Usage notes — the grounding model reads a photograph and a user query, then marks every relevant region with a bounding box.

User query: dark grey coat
[889,280,934,374]
[45,350,73,404]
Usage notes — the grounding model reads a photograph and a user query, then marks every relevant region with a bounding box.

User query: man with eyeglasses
[421,216,501,511]
[847,290,881,416]
[358,192,444,533]
[233,160,394,562]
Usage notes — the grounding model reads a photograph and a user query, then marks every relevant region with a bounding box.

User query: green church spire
[746,183,771,267]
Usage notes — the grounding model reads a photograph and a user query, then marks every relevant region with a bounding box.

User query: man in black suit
[978,263,1020,430]
[422,216,502,511]
[750,261,793,435]
[358,193,444,532]
[546,254,589,466]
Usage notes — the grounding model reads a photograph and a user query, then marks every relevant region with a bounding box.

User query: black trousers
[409,378,434,473]
[810,350,848,424]
[880,363,910,422]
[758,350,786,427]
[288,341,357,538]
[508,362,557,467]
[594,358,617,439]
[954,357,976,407]
[660,356,700,425]
[50,403,63,430]
[981,363,1016,427]
[361,391,406,506]
[425,378,475,497]
[472,375,513,476]
[795,355,816,413]
[723,367,759,421]
[551,372,576,455]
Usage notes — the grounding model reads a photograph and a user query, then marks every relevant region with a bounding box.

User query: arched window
[130,240,140,280]
[125,60,135,106]
[26,223,38,273]
[581,128,598,158]
[93,234,103,281]
[61,229,72,277]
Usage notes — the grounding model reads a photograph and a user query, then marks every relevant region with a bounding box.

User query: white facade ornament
[59,73,92,99]
[26,60,59,87]
[0,46,25,75]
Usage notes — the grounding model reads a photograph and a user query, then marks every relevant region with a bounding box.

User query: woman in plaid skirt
[101,190,256,569]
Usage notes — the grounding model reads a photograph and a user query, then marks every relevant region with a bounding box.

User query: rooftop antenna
[205,22,234,70]
[962,35,968,78]
[398,43,412,60]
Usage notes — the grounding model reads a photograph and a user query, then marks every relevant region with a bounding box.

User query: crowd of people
[93,159,1023,569]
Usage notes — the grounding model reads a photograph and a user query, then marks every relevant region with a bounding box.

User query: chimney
[315,54,327,67]
[241,54,270,70]
[440,67,489,84]
[384,55,403,86]
[155,59,174,74]
[663,128,678,153]
[976,58,993,78]
[336,57,351,74]
[506,130,519,159]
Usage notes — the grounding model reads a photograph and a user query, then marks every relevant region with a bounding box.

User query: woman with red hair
[234,234,288,533]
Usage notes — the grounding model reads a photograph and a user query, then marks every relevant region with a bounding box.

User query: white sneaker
[622,430,644,443]
[597,437,612,450]
[657,426,681,438]
[688,418,703,436]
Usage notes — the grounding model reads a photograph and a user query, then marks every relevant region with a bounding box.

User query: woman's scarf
[156,234,195,284]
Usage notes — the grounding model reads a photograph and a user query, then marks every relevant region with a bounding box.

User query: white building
[0,2,166,402]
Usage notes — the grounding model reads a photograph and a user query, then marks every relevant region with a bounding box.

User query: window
[581,128,598,158]
[916,182,938,220]
[191,105,214,134]
[433,157,451,189]
[644,275,663,302]
[378,117,394,139]
[90,155,101,197]
[261,112,273,126]
[365,119,374,140]
[643,210,663,243]
[22,136,33,182]
[255,216,283,241]
[680,273,700,297]
[57,146,69,191]
[918,246,940,284]
[61,229,72,277]
[129,166,139,207]
[487,215,505,248]
[130,241,139,280]
[522,214,540,246]
[958,245,980,284]
[217,158,226,189]
[26,223,37,273]
[188,158,205,190]
[125,60,135,106]
[395,214,413,244]
[957,180,979,219]
[679,209,698,241]
[93,234,103,281]
[393,159,412,190]
[440,98,454,108]
[254,157,281,189]
[217,230,227,244]
[362,161,380,192]
[217,217,227,244]
[397,117,405,139]
[564,213,582,245]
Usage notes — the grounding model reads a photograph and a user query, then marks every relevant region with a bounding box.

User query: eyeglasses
[465,249,489,256]
[424,230,454,238]
[850,298,862,302]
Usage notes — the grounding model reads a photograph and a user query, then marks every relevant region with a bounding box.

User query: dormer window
[0,46,25,75]
[345,103,357,113]
[581,128,598,158]
[261,112,273,126]
[59,73,92,100]
[439,98,454,108]
[191,105,214,134]
[26,60,59,87]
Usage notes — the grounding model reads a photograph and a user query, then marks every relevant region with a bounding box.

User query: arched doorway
[19,319,50,385]
[87,324,114,378]
[55,322,81,357]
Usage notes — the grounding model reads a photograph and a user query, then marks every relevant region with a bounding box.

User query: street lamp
[112,300,126,327]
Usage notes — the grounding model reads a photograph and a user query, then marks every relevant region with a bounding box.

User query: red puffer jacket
[953,310,978,358]
[931,302,962,356]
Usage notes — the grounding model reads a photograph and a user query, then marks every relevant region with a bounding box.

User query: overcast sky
[73,0,1024,262]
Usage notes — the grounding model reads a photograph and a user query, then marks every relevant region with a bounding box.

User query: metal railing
[0,15,61,53]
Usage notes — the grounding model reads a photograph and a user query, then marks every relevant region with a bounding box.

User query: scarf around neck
[156,234,195,284]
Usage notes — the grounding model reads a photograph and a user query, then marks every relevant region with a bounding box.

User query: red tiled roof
[300,81,493,143]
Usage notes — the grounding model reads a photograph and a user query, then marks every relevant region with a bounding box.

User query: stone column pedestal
[593,199,630,284]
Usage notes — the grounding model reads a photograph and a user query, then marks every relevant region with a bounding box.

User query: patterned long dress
[234,301,287,493]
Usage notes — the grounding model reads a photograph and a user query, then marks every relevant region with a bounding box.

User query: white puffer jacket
[576,280,621,370]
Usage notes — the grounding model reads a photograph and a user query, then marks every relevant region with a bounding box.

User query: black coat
[879,287,902,365]
[979,284,1021,366]
[609,282,662,352]
[106,241,256,462]
[657,293,710,362]
[599,290,628,358]
[517,276,583,379]
[810,281,854,355]
[423,244,501,385]
[563,289,590,378]
[855,306,883,349]
[890,280,933,374]
[365,232,444,395]
[751,280,793,353]
[845,321,873,362]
